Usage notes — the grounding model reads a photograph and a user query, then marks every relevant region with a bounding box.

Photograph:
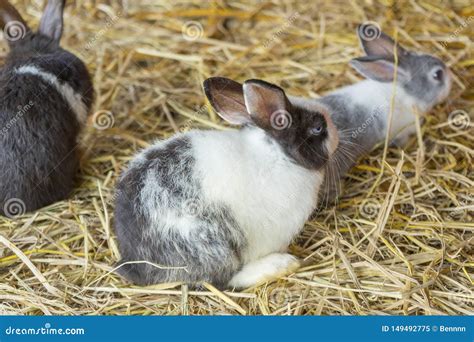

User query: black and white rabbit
[302,24,452,203]
[0,0,94,215]
[114,77,339,289]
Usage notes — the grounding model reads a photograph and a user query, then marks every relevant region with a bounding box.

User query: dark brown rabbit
[0,0,94,217]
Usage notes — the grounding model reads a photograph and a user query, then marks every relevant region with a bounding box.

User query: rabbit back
[115,135,245,288]
[0,65,87,213]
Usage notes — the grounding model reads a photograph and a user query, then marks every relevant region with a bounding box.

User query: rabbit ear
[0,0,30,46]
[357,24,407,58]
[243,79,290,130]
[38,0,65,43]
[350,56,409,82]
[204,77,251,125]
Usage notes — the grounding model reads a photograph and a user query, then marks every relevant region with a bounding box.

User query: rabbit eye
[432,68,444,82]
[310,126,323,135]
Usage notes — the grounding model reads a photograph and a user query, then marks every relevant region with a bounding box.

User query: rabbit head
[0,0,69,57]
[350,24,452,112]
[204,77,339,170]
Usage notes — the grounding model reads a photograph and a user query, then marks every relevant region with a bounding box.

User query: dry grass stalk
[0,0,472,315]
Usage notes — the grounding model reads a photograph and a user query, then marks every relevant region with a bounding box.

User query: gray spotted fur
[115,137,245,288]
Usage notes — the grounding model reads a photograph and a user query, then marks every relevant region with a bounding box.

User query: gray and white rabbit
[114,77,339,289]
[303,24,452,204]
[0,0,94,216]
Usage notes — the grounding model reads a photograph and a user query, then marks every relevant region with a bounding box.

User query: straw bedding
[0,0,473,315]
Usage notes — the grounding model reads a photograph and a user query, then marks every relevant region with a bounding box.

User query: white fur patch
[291,79,424,144]
[15,65,88,125]
[190,128,323,263]
[228,253,299,288]
[329,80,421,140]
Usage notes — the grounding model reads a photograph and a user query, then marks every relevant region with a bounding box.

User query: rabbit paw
[228,253,300,289]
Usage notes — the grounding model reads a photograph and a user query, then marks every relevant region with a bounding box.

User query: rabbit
[301,24,453,205]
[114,77,339,289]
[0,0,94,216]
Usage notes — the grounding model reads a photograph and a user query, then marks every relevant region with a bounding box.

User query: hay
[0,0,473,315]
